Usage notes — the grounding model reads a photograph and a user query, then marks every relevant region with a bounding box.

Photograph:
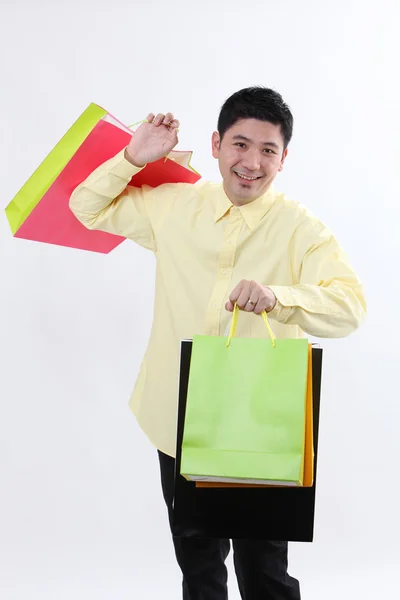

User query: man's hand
[125,112,180,167]
[226,280,277,314]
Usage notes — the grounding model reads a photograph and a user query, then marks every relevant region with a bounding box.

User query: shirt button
[221,269,228,276]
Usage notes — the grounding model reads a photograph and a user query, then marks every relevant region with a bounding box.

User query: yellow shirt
[69,149,366,457]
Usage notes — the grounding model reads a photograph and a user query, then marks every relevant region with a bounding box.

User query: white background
[1,1,399,598]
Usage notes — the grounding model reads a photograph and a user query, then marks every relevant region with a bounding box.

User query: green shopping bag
[181,304,309,486]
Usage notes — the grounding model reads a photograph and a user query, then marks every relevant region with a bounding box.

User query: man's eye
[234,143,246,148]
[263,149,274,154]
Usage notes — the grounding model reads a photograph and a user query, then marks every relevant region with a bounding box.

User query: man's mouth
[234,171,261,182]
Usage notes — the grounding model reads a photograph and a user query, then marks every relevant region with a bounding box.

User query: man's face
[212,118,288,206]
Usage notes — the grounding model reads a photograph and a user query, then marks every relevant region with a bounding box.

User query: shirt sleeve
[69,149,180,252]
[267,219,367,338]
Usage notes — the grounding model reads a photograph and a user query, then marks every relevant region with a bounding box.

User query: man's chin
[228,189,261,206]
[235,182,263,199]
[223,179,266,205]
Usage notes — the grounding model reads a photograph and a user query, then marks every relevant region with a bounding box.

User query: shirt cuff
[267,285,295,323]
[109,148,146,181]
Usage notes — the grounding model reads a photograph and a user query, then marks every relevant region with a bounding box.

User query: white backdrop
[1,1,399,599]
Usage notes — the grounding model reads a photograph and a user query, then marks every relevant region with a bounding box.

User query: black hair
[217,86,293,150]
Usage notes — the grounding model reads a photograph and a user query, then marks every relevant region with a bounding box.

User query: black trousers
[158,451,301,600]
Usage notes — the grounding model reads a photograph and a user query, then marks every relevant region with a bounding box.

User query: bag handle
[226,303,276,348]
[128,119,147,129]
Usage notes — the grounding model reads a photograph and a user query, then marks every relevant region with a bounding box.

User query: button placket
[204,210,244,335]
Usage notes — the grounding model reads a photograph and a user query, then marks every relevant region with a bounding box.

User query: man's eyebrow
[232,135,280,149]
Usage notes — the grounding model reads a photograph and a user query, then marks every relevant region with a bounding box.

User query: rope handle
[226,303,276,348]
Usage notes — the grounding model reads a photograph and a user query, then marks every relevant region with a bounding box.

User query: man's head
[212,87,293,206]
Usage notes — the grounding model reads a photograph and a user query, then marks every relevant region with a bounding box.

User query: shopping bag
[5,104,200,253]
[172,339,323,542]
[181,304,309,486]
[196,343,314,488]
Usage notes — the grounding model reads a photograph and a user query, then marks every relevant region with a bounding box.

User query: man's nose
[241,149,261,171]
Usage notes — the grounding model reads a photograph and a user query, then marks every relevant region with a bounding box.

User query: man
[69,87,366,599]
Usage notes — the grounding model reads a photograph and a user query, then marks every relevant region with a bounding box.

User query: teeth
[236,172,258,181]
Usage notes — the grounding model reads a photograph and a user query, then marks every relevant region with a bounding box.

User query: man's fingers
[163,112,174,126]
[169,119,180,130]
[225,300,234,312]
[227,281,273,314]
[148,112,179,129]
[153,113,166,126]
[229,280,253,310]
[236,282,252,310]
[229,280,245,304]
[252,299,264,314]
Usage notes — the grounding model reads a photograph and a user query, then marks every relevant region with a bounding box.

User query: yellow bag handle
[128,119,147,129]
[226,303,276,348]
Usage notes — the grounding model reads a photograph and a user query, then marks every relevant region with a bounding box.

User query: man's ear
[212,131,221,159]
[278,148,289,172]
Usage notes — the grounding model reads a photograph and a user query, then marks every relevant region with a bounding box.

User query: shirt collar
[214,184,276,231]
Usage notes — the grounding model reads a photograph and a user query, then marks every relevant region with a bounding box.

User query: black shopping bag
[172,341,323,542]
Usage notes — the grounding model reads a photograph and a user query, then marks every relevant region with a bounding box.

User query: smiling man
[69,87,366,600]
[213,119,287,204]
